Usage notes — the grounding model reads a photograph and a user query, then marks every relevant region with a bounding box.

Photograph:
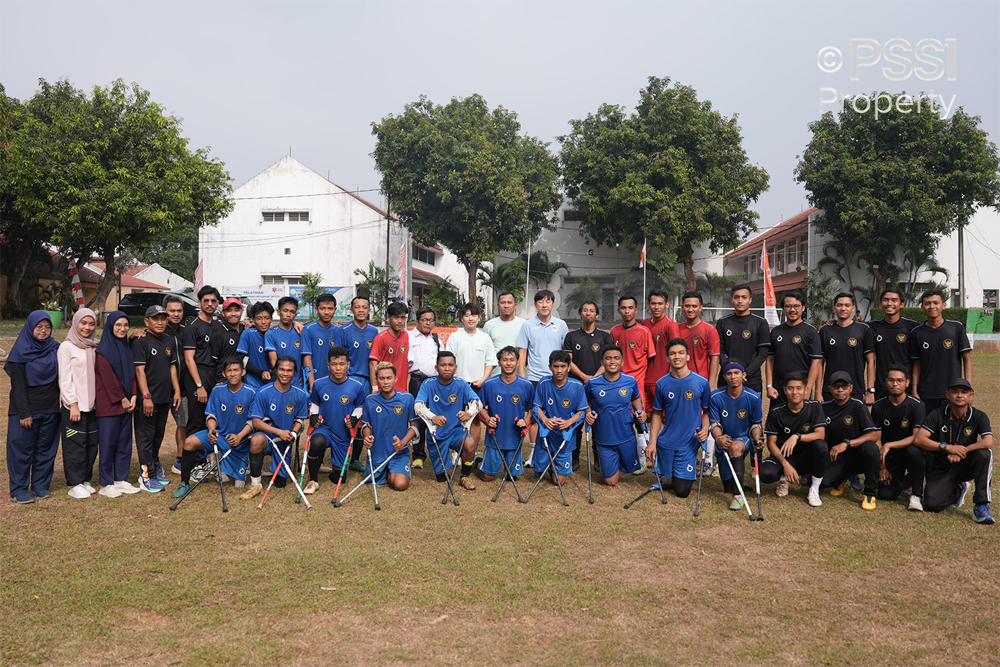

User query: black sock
[181,450,197,484]
[435,472,447,483]
[308,452,322,482]
[350,438,362,463]
[329,467,343,483]
[722,478,737,495]
[274,475,287,488]
[249,450,265,478]
[461,461,474,477]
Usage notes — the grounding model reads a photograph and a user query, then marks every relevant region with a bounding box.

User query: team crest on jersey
[738,409,747,418]
[394,405,403,415]
[448,395,458,404]
[285,404,294,414]
[592,343,600,352]
[551,324,559,332]
[896,333,907,343]
[654,333,662,342]
[693,337,701,346]
[802,423,812,432]
[742,330,751,339]
[684,390,694,400]
[628,341,637,349]
[848,338,858,347]
[293,340,301,349]
[561,399,571,408]
[401,345,407,353]
[844,415,854,425]
[792,335,802,344]
[340,395,349,405]
[900,418,910,428]
[511,395,520,404]
[367,340,373,348]
[964,426,973,436]
[618,388,628,397]
[164,347,171,356]
[943,339,954,349]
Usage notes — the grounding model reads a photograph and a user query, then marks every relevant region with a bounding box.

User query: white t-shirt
[482,316,525,376]
[446,328,497,384]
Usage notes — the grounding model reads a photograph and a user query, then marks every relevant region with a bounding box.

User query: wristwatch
[938,442,948,451]
[196,382,203,389]
[867,387,875,394]
[143,393,151,400]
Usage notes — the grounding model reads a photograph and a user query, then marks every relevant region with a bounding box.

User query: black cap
[145,305,167,317]
[948,378,973,391]
[828,371,853,386]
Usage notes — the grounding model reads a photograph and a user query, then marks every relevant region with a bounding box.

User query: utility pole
[958,223,965,307]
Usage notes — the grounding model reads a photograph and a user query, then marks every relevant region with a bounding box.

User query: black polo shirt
[716,313,771,386]
[764,400,826,447]
[908,320,972,399]
[183,317,221,370]
[165,322,188,393]
[919,405,993,463]
[213,322,244,382]
[769,322,822,387]
[819,321,875,398]
[132,331,177,403]
[563,327,614,381]
[871,395,925,444]
[868,317,919,393]
[822,397,878,444]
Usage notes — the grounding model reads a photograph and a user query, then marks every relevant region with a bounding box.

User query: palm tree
[517,250,569,289]
[696,272,742,307]
[900,245,949,305]
[477,258,527,303]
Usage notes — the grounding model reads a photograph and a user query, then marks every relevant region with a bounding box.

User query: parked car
[117,291,201,324]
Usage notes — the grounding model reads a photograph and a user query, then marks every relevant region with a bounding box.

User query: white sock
[779,475,787,482]
[704,434,716,464]
[251,476,261,487]
[636,433,646,462]
[810,476,823,493]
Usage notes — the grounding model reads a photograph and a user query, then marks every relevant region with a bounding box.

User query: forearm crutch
[331,417,361,505]
[522,420,574,506]
[333,447,405,507]
[368,449,381,511]
[633,411,667,506]
[420,416,461,506]
[722,446,755,520]
[488,417,523,503]
[295,429,313,504]
[585,424,594,504]
[169,447,234,511]
[751,439,765,521]
[259,436,312,509]
[212,440,229,513]
[493,422,529,503]
[694,431,705,517]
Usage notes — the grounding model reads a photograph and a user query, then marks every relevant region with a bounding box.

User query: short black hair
[681,291,703,304]
[278,296,299,310]
[783,370,809,385]
[601,344,622,358]
[782,292,805,308]
[920,289,946,304]
[578,301,600,315]
[350,296,370,307]
[222,356,243,371]
[534,289,555,303]
[314,293,337,308]
[666,337,688,353]
[416,307,435,320]
[731,283,752,297]
[880,286,904,301]
[498,291,516,302]
[198,285,222,301]
[387,301,409,317]
[548,350,571,365]
[886,363,911,379]
[618,295,637,308]
[275,355,298,372]
[647,290,669,303]
[162,294,183,307]
[436,350,456,363]
[497,345,518,362]
[834,291,855,305]
[461,302,481,317]
[249,301,274,318]
[327,345,349,361]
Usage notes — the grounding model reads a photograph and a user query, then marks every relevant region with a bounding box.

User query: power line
[232,188,382,201]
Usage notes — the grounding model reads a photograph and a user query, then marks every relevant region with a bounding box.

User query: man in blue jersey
[237,302,274,389]
[173,357,256,498]
[647,338,711,498]
[415,352,480,490]
[476,346,533,482]
[301,293,344,391]
[585,345,646,486]
[341,296,379,472]
[361,362,419,490]
[708,359,764,510]
[265,297,303,386]
[533,350,588,485]
[241,356,309,500]
[303,346,366,495]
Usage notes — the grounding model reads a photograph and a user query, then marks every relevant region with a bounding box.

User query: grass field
[1,320,998,666]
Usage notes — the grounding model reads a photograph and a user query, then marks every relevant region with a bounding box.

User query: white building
[132,263,192,292]
[199,156,467,318]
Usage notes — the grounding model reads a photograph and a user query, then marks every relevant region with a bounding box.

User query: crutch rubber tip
[375,505,381,511]
[169,506,177,511]
[589,499,594,504]
[332,500,341,507]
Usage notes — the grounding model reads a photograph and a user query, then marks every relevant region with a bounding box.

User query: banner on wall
[398,244,407,301]
[224,286,285,310]
[287,285,355,319]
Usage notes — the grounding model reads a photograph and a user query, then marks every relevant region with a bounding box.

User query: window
[262,275,284,285]
[787,238,797,269]
[775,242,785,273]
[412,244,437,266]
[287,211,309,221]
[261,211,309,222]
[800,235,808,265]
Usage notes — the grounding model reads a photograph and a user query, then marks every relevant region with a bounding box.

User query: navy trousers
[97,413,133,485]
[7,413,61,497]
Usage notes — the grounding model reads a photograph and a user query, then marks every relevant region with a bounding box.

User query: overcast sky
[2,0,998,232]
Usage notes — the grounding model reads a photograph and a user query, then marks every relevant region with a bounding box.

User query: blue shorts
[716,436,750,481]
[426,429,466,475]
[350,375,372,396]
[192,429,249,480]
[480,447,524,477]
[533,434,573,476]
[267,438,297,478]
[367,452,411,485]
[310,426,350,466]
[597,441,641,477]
[654,447,697,481]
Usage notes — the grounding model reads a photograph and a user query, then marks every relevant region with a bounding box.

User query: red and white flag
[761,240,779,325]
[639,239,647,268]
[68,255,84,307]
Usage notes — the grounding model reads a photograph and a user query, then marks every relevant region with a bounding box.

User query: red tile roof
[725,208,818,258]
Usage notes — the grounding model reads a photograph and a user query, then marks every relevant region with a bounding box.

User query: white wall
[134,263,192,292]
[934,207,1000,307]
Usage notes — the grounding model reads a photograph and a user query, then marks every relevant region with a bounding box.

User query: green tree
[4,78,232,313]
[564,276,604,315]
[477,258,527,304]
[353,261,399,325]
[695,271,742,307]
[803,267,841,329]
[126,223,200,282]
[298,272,325,321]
[372,94,562,300]
[422,279,463,324]
[795,91,1000,296]
[559,76,769,291]
[517,250,569,290]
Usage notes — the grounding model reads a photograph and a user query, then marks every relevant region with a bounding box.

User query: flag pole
[641,237,647,320]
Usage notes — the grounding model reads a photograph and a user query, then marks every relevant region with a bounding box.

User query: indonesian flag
[639,239,646,268]
[761,240,779,325]
[68,255,84,307]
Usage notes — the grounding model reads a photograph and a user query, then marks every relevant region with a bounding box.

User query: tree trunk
[467,257,478,306]
[683,242,696,292]
[90,247,117,322]
[1,241,32,318]
[873,266,886,302]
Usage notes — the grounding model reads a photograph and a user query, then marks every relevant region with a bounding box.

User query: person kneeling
[709,359,763,510]
[362,362,418,491]
[820,372,881,510]
[414,352,479,490]
[585,345,646,487]
[476,346,532,482]
[304,346,365,494]
[533,351,587,486]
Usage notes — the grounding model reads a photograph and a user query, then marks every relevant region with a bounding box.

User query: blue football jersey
[310,376,366,449]
[653,371,711,450]
[341,321,379,377]
[265,325,302,361]
[205,383,256,436]
[236,328,270,389]
[300,321,344,382]
[362,390,418,460]
[708,387,763,440]
[251,382,309,432]
[481,375,535,450]
[415,377,478,440]
[586,373,641,447]
[534,378,588,424]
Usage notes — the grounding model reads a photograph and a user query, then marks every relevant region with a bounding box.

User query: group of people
[4,282,993,523]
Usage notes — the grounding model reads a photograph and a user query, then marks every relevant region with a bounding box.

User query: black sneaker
[273,475,287,489]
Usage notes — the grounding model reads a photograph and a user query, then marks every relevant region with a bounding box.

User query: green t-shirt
[482,316,526,376]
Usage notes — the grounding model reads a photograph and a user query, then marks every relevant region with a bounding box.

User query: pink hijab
[65,308,100,349]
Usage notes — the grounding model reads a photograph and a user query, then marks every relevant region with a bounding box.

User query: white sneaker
[807,488,822,507]
[450,450,459,466]
[98,485,122,498]
[82,481,97,495]
[775,479,789,497]
[908,495,924,512]
[219,472,230,483]
[67,484,90,499]
[114,481,141,494]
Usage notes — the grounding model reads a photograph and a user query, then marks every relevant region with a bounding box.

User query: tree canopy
[2,78,232,314]
[559,76,769,290]
[371,94,562,300]
[794,92,1000,296]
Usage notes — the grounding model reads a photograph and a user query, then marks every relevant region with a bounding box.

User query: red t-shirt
[369,329,410,393]
[610,322,655,387]
[641,316,680,386]
[679,320,720,380]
